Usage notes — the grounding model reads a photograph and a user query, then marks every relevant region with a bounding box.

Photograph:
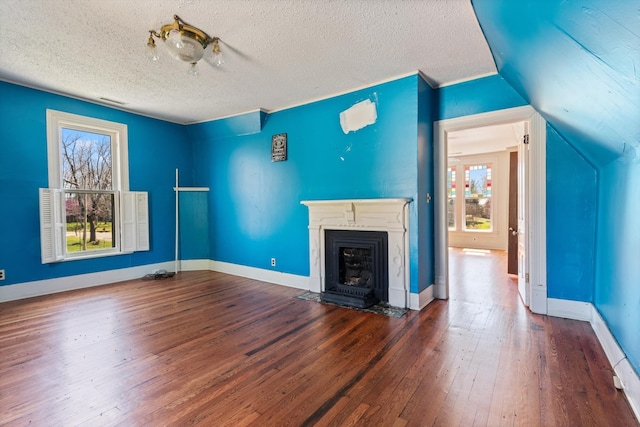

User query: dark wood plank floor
[0,249,637,426]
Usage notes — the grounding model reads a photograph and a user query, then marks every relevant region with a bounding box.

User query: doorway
[445,121,524,304]
[434,106,548,314]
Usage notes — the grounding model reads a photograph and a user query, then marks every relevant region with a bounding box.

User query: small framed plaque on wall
[271,133,287,162]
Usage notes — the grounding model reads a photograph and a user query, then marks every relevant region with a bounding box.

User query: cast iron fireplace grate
[322,229,388,309]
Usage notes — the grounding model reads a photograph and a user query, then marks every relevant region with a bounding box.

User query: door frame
[433,105,547,314]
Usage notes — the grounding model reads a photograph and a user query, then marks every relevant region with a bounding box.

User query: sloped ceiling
[0,0,496,124]
[472,0,640,168]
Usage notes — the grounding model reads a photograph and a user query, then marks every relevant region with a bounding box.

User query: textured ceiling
[0,0,496,124]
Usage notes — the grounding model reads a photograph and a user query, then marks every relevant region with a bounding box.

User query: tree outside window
[61,128,115,253]
[42,109,148,263]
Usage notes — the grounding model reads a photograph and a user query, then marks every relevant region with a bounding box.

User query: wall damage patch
[339,99,377,134]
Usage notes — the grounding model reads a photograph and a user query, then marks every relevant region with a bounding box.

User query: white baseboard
[180,259,211,271]
[548,298,639,420]
[209,261,309,290]
[0,261,174,303]
[210,260,427,310]
[409,284,434,311]
[590,305,640,420]
[547,298,592,321]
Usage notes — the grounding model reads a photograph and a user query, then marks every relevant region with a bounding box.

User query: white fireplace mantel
[300,198,412,308]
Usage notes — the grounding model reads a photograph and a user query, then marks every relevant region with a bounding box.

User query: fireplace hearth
[322,230,388,309]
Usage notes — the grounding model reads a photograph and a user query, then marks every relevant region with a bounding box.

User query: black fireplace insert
[322,229,388,309]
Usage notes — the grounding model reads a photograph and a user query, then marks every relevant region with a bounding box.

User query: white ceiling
[0,0,497,124]
[448,122,525,158]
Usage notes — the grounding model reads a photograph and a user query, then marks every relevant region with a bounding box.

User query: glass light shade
[188,62,199,77]
[146,44,159,62]
[165,30,205,63]
[212,49,224,67]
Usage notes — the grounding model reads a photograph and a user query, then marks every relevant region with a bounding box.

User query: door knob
[509,227,518,236]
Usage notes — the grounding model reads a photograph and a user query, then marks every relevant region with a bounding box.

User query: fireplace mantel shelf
[301,198,411,206]
[301,198,412,309]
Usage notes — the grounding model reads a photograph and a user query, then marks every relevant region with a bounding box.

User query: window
[447,167,456,230]
[62,128,115,253]
[40,110,148,263]
[464,164,492,231]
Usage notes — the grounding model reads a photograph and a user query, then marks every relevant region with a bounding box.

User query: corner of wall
[0,262,174,303]
[409,284,435,311]
[591,305,640,420]
[547,298,592,321]
[548,298,640,420]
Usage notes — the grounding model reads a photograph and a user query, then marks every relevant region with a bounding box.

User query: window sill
[51,250,133,263]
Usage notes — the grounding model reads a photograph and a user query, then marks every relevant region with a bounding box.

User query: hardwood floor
[0,251,637,426]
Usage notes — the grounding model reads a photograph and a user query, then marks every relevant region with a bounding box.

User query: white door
[517,123,530,306]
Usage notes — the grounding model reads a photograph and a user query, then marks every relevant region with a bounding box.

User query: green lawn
[466,218,491,230]
[66,221,113,232]
[66,221,114,252]
[66,236,113,252]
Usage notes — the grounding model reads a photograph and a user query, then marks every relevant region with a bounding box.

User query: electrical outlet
[271,258,276,267]
[0,269,5,280]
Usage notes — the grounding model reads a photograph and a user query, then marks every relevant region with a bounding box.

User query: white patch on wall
[339,99,377,134]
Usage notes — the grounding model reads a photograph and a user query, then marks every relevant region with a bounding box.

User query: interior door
[508,151,518,274]
[517,122,530,306]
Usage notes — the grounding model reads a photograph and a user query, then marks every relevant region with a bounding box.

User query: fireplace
[300,198,411,308]
[322,230,388,308]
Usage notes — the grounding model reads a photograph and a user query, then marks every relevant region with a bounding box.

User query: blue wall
[0,82,191,286]
[473,0,640,375]
[179,191,210,260]
[546,126,597,301]
[595,154,640,375]
[437,74,526,120]
[417,76,436,288]
[473,0,640,167]
[189,76,430,293]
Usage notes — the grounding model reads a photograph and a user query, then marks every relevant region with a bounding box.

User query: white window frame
[40,110,148,263]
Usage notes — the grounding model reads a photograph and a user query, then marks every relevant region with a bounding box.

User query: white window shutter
[39,188,64,263]
[136,192,149,251]
[122,191,149,252]
[121,192,136,253]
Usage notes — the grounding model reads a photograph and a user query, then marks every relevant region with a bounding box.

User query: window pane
[65,192,115,253]
[61,128,112,190]
[447,167,456,229]
[464,164,492,230]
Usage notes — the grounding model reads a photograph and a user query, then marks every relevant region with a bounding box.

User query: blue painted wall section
[0,81,191,286]
[472,0,640,167]
[546,126,597,302]
[472,0,640,375]
[195,109,267,139]
[189,76,430,293]
[595,154,640,375]
[437,74,526,121]
[417,75,435,289]
[179,191,210,260]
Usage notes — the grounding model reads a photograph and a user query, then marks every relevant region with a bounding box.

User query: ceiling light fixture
[146,14,223,75]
